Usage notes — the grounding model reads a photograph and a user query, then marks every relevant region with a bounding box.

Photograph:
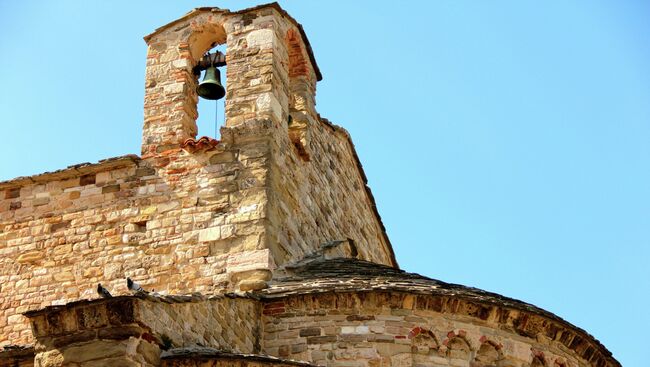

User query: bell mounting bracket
[192,51,227,76]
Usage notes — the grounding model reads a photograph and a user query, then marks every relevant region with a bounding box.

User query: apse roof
[259,257,619,367]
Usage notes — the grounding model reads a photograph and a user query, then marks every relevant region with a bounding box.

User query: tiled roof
[258,257,621,367]
[181,136,220,152]
[260,257,545,312]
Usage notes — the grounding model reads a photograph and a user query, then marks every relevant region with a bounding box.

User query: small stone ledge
[24,297,145,348]
[0,154,141,191]
[23,293,261,354]
[161,347,319,367]
[23,293,256,320]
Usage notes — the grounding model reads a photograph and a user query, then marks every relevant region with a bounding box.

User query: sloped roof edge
[143,2,322,81]
[0,154,141,191]
[318,116,399,269]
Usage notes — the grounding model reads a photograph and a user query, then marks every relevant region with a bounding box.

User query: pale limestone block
[6,314,22,324]
[163,82,185,95]
[104,263,122,279]
[141,206,157,215]
[199,227,221,242]
[246,29,274,49]
[256,92,283,121]
[509,340,534,362]
[50,299,67,306]
[158,201,179,213]
[355,325,370,334]
[221,224,235,239]
[226,249,272,273]
[80,186,101,197]
[172,58,190,69]
[391,353,413,367]
[146,220,161,230]
[238,203,258,214]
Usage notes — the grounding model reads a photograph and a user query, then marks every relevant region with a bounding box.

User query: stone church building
[0,3,619,367]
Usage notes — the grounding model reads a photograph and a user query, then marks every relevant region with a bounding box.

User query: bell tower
[141,4,305,156]
[138,2,396,289]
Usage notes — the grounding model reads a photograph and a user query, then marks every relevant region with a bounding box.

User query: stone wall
[24,295,259,367]
[266,117,394,266]
[0,4,395,348]
[0,136,271,346]
[136,296,260,352]
[26,296,259,353]
[260,292,600,367]
[13,291,615,367]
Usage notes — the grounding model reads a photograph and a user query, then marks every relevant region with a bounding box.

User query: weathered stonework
[0,3,618,367]
[161,349,317,367]
[25,295,258,363]
[0,4,393,347]
[260,292,603,367]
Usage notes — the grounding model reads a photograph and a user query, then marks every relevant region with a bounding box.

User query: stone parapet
[23,295,261,352]
[22,294,260,366]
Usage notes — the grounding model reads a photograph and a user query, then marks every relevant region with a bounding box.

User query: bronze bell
[197,66,225,100]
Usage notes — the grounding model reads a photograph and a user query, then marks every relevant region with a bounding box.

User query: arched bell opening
[194,43,228,140]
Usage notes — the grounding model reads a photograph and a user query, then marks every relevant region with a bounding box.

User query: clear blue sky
[1,1,648,365]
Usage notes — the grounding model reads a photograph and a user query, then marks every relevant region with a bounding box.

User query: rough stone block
[199,227,221,242]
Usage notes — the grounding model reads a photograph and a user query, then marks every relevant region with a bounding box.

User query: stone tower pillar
[141,6,294,156]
